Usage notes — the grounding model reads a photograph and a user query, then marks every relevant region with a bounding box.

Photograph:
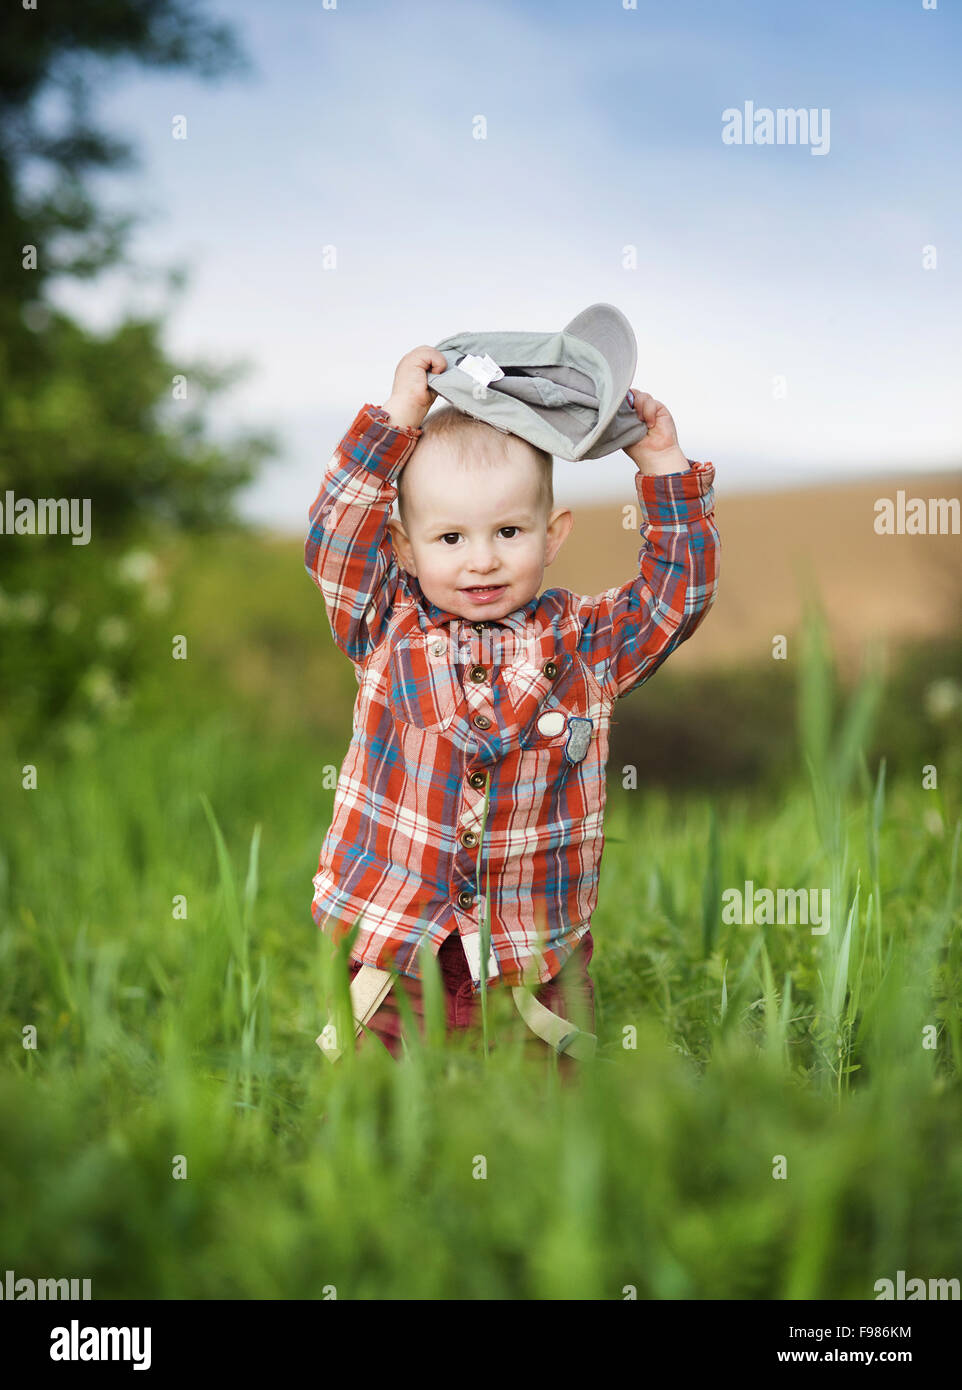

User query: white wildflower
[117,549,159,586]
[924,678,962,722]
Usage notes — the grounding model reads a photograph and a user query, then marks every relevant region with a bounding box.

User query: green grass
[1,584,960,1298]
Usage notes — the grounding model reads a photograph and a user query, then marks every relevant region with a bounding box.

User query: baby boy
[306,345,720,1064]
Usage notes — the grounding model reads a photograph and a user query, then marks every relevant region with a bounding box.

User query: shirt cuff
[635,459,715,524]
[337,403,423,478]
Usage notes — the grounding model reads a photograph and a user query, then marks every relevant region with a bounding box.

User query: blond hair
[396,403,553,529]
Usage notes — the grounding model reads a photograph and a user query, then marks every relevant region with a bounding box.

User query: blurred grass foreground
[0,527,960,1301]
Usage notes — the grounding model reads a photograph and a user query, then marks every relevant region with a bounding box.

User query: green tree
[0,2,280,739]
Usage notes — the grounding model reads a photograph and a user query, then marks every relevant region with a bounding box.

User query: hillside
[546,469,962,678]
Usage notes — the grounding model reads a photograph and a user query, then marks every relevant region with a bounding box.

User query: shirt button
[537,710,566,737]
[457,890,475,910]
[472,622,486,633]
[430,641,445,656]
[468,664,486,682]
[473,714,491,730]
[542,660,558,679]
[460,830,478,848]
[468,771,486,789]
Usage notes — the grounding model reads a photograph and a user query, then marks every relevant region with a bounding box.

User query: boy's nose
[467,550,499,574]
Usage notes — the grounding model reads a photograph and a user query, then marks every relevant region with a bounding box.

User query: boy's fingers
[632,393,676,441]
[407,348,447,377]
[424,352,446,394]
[630,390,656,423]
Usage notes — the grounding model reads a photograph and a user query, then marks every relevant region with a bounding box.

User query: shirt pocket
[513,664,610,824]
[387,632,461,731]
[518,660,597,755]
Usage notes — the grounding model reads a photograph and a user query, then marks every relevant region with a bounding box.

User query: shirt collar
[407,575,539,635]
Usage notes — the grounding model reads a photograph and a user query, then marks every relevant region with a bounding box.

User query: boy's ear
[387,517,416,575]
[544,506,573,566]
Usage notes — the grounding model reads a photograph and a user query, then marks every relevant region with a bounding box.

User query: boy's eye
[437,527,520,543]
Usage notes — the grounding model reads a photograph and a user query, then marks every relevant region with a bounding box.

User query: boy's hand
[623,390,691,475]
[382,347,449,430]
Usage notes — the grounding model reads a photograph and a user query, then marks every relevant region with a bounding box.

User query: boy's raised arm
[576,391,721,699]
[304,404,421,662]
[304,347,446,662]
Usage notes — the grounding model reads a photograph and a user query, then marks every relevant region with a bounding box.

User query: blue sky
[40,0,962,530]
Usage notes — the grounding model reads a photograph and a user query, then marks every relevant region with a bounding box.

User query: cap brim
[562,303,637,403]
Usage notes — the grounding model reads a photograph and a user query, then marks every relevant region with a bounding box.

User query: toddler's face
[387,439,572,623]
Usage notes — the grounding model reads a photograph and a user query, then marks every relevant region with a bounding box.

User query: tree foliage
[0,3,278,737]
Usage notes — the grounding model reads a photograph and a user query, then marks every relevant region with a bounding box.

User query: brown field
[548,470,962,680]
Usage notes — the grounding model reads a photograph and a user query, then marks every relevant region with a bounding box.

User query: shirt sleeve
[575,460,720,700]
[304,403,422,662]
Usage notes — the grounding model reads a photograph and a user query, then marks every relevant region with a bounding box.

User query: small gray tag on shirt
[564,717,592,763]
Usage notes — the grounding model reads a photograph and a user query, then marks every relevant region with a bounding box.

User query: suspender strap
[510,985,597,1060]
[316,964,395,1063]
[317,963,597,1064]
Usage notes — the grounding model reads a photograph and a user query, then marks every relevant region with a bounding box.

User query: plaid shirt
[306,402,720,993]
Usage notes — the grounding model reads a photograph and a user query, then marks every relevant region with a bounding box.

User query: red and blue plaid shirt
[306,403,720,992]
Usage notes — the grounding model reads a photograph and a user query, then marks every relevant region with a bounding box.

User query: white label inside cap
[456,352,504,388]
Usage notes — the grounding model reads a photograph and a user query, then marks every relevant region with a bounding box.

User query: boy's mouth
[460,584,506,603]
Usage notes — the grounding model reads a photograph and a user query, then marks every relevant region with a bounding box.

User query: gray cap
[425,302,647,461]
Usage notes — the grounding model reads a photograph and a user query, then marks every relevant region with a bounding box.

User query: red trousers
[347,929,596,1076]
